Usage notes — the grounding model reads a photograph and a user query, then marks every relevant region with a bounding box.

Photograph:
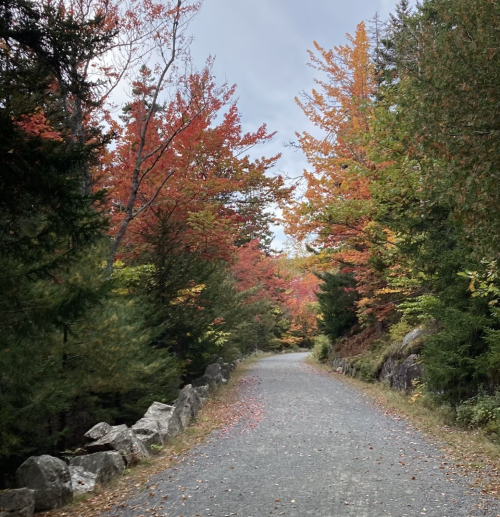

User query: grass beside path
[305,356,500,498]
[43,353,269,517]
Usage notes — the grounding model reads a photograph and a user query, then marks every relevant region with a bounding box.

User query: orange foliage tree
[232,240,288,305]
[284,22,396,325]
[102,65,290,266]
[280,270,319,347]
[232,241,320,348]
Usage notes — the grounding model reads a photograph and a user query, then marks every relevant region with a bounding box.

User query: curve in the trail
[106,353,500,517]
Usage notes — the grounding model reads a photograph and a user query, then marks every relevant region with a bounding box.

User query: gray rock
[15,455,72,511]
[144,402,174,441]
[132,418,163,449]
[194,385,210,400]
[332,357,354,376]
[203,363,224,384]
[379,356,399,384]
[167,385,202,438]
[70,451,125,484]
[400,328,427,352]
[132,417,160,436]
[205,363,222,378]
[144,402,174,421]
[191,375,217,390]
[84,422,112,442]
[0,488,35,517]
[135,431,163,449]
[221,363,232,381]
[392,354,423,391]
[68,466,96,495]
[86,425,149,464]
[191,375,218,391]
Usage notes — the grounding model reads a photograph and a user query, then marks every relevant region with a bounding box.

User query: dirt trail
[105,353,500,517]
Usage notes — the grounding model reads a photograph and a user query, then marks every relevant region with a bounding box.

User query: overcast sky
[187,0,400,248]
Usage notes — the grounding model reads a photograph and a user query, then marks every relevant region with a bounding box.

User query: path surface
[108,353,500,517]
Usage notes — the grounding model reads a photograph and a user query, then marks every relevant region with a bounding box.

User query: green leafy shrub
[456,392,500,436]
[311,335,331,362]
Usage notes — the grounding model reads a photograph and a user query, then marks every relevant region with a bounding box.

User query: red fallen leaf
[411,476,416,480]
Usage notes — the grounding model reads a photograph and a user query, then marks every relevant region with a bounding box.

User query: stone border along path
[103,353,500,517]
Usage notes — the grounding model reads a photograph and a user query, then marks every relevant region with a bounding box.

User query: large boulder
[131,418,163,449]
[84,422,112,442]
[167,385,202,438]
[15,455,72,511]
[144,402,174,440]
[68,466,96,495]
[0,488,35,517]
[392,354,423,391]
[86,425,149,464]
[70,451,125,484]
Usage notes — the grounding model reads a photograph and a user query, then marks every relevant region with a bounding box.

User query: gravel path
[108,353,500,517]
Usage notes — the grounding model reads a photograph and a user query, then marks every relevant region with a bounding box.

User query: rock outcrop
[391,354,423,391]
[379,356,398,384]
[70,451,125,484]
[0,488,35,517]
[15,456,72,511]
[332,357,354,376]
[332,329,428,393]
[378,329,428,390]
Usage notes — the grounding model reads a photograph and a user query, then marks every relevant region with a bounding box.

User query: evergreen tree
[316,272,358,343]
